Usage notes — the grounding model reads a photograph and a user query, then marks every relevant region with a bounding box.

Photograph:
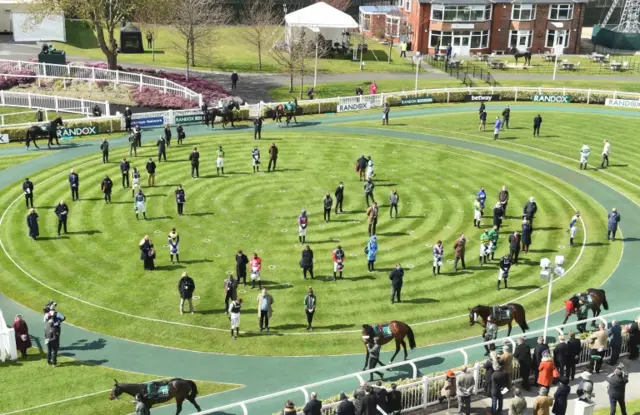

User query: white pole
[414,58,419,94]
[543,272,554,342]
[552,55,558,81]
[313,37,318,88]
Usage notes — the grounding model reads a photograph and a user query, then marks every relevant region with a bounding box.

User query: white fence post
[473,362,481,394]
[67,64,71,77]
[139,74,143,91]
[613,90,617,99]
[27,92,32,108]
[42,64,47,77]
[116,70,119,85]
[105,101,110,116]
[17,61,21,71]
[91,67,95,83]
[54,96,59,112]
[587,89,591,104]
[0,90,4,107]
[515,87,518,102]
[422,376,429,408]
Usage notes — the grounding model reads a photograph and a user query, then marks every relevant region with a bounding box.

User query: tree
[239,0,282,71]
[315,0,352,11]
[135,0,171,62]
[269,32,301,94]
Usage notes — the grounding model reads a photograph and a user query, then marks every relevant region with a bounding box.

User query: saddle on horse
[566,293,593,313]
[371,324,393,339]
[491,306,511,322]
[145,381,170,400]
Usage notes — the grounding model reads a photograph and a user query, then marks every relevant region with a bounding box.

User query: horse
[509,47,531,66]
[562,288,609,327]
[109,378,200,415]
[25,117,63,149]
[274,101,298,126]
[361,321,416,370]
[209,101,239,128]
[469,303,529,337]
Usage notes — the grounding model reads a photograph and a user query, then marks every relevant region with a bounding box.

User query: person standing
[357,155,368,181]
[202,103,210,128]
[607,208,621,241]
[601,139,611,168]
[389,264,404,304]
[163,124,172,148]
[176,125,186,145]
[501,106,511,129]
[537,352,554,388]
[124,106,132,131]
[513,337,532,390]
[44,316,60,366]
[250,252,262,289]
[100,138,109,163]
[298,209,308,244]
[119,157,130,189]
[532,337,549,383]
[216,146,225,176]
[68,169,79,201]
[497,254,511,290]
[101,175,113,204]
[366,202,378,236]
[608,320,622,366]
[174,185,186,216]
[139,235,155,271]
[366,341,384,382]
[236,250,249,286]
[223,272,237,314]
[510,388,527,415]
[400,41,407,57]
[568,211,580,247]
[553,336,569,377]
[580,144,590,170]
[382,103,390,125]
[432,240,443,276]
[323,193,333,222]
[168,228,180,264]
[252,146,261,172]
[268,142,278,171]
[493,116,502,140]
[607,364,629,415]
[157,136,167,162]
[366,158,375,180]
[533,114,542,137]
[366,235,378,272]
[253,117,263,140]
[133,124,142,147]
[332,245,345,280]
[488,225,499,260]
[131,167,141,197]
[257,288,273,332]
[479,228,490,265]
[389,188,399,218]
[473,197,482,228]
[479,109,487,132]
[146,158,156,187]
[566,331,582,380]
[477,186,487,215]
[134,189,147,220]
[490,362,508,415]
[129,131,138,157]
[23,178,34,209]
[508,230,521,265]
[178,272,195,314]
[552,377,570,415]
[337,392,357,415]
[456,366,475,415]
[27,208,39,240]
[523,196,538,230]
[55,200,68,236]
[229,297,242,339]
[364,178,375,207]
[13,314,31,359]
[533,388,553,415]
[300,245,314,280]
[335,182,344,214]
[189,147,200,178]
[498,185,509,215]
[453,233,466,272]
[304,286,316,331]
[231,71,239,90]
[493,202,504,231]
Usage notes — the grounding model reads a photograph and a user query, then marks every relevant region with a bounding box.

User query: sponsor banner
[401,96,435,105]
[175,114,204,124]
[533,94,571,103]
[134,116,165,127]
[464,94,500,102]
[605,98,640,109]
[57,126,99,139]
[337,101,371,113]
[0,133,8,144]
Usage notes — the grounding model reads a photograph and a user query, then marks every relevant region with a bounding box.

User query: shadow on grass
[60,338,107,352]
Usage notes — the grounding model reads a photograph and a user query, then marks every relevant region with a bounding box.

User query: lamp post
[540,255,565,342]
[414,52,422,95]
[552,43,563,81]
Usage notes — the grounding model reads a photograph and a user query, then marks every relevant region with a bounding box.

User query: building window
[509,30,533,49]
[430,5,492,21]
[549,4,573,20]
[470,31,489,48]
[404,0,411,12]
[360,12,371,31]
[429,30,489,49]
[511,4,536,20]
[386,16,400,37]
[546,29,570,47]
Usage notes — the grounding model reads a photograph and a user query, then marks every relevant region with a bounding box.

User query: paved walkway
[0,104,639,414]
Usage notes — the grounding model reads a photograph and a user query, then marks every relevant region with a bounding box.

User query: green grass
[468,55,640,76]
[1,354,238,415]
[0,107,83,125]
[595,398,640,415]
[54,21,414,74]
[0,152,52,171]
[0,124,619,355]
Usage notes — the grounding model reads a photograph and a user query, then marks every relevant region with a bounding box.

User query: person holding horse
[483,316,498,355]
[135,393,150,415]
[365,337,384,381]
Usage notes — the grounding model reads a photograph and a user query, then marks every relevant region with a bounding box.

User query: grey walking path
[1,105,639,414]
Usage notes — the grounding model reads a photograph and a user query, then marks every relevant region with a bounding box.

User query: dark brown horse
[274,102,298,126]
[510,47,531,66]
[361,321,416,370]
[562,288,609,327]
[469,303,529,337]
[25,117,63,149]
[109,378,200,415]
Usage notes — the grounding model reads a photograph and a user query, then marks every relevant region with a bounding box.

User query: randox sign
[337,101,371,113]
[57,125,99,139]
[605,98,640,109]
[464,94,500,102]
[175,114,204,124]
[533,95,571,103]
[401,96,435,105]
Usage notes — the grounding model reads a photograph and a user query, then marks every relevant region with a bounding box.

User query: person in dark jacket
[382,103,390,125]
[498,185,509,215]
[157,136,167,162]
[68,168,79,201]
[124,106,132,131]
[236,250,249,286]
[523,196,538,230]
[133,124,142,147]
[508,231,521,265]
[522,218,532,253]
[302,392,321,415]
[175,184,186,216]
[388,383,402,415]
[323,192,333,222]
[608,320,623,366]
[607,208,621,241]
[533,114,542,137]
[552,376,570,415]
[146,157,156,187]
[120,157,130,188]
[389,264,404,304]
[231,71,239,90]
[629,317,640,360]
[300,245,314,279]
[223,272,236,314]
[366,339,384,381]
[501,106,511,129]
[336,392,356,415]
[374,380,389,413]
[27,208,39,240]
[361,386,378,415]
[493,203,503,231]
[36,109,44,122]
[177,125,186,145]
[100,138,109,163]
[478,109,487,131]
[268,142,277,171]
[101,175,113,204]
[356,155,368,181]
[566,331,582,380]
[304,286,316,331]
[139,235,155,271]
[254,117,263,140]
[606,365,628,415]
[554,335,569,377]
[55,200,68,236]
[532,337,549,384]
[491,362,509,415]
[364,178,375,207]
[23,178,34,209]
[178,272,195,314]
[353,382,367,415]
[189,147,200,178]
[164,124,172,147]
[513,337,532,390]
[44,317,59,366]
[335,182,344,214]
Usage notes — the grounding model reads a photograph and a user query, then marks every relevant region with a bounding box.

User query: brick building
[359,0,586,56]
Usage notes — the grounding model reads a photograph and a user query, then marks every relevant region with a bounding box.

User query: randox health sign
[336,102,371,113]
[400,96,435,105]
[56,126,99,139]
[175,114,204,124]
[533,95,571,103]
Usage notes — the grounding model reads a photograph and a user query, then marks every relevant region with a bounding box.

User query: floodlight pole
[314,36,319,88]
[542,272,554,343]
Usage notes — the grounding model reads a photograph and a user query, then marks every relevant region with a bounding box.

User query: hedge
[1,117,123,141]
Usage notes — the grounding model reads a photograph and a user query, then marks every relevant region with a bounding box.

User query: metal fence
[0,59,202,106]
[196,307,640,415]
[0,90,109,118]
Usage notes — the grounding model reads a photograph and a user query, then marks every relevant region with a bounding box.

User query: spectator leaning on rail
[302,391,321,415]
[456,366,474,415]
[336,391,356,415]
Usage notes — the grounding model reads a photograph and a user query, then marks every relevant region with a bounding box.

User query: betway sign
[605,98,640,109]
[533,94,571,103]
[57,126,98,139]
[337,101,371,113]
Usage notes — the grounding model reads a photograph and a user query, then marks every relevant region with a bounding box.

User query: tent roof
[285,2,358,29]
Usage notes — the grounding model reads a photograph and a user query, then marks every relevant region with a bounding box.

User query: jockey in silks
[568,211,580,247]
[579,144,590,170]
[131,167,141,197]
[473,198,482,228]
[366,158,375,180]
[477,186,487,215]
[134,189,147,220]
[479,229,490,265]
[432,240,443,276]
[487,225,499,260]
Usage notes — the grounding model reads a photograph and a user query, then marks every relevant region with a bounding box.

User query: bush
[0,68,37,90]
[1,117,123,141]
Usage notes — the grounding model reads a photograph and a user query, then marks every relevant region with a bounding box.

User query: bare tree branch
[239,0,282,71]
[315,0,352,12]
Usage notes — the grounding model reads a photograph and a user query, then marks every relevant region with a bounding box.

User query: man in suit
[566,331,582,380]
[361,386,378,415]
[364,178,375,207]
[367,202,378,236]
[493,203,504,231]
[133,124,142,147]
[129,131,137,157]
[146,157,156,187]
[609,320,622,366]
[454,233,466,272]
[374,380,389,413]
[323,192,333,222]
[253,117,263,140]
[498,185,509,215]
[554,335,569,377]
[388,384,402,415]
[389,264,404,304]
[490,362,509,415]
[508,231,521,265]
[589,323,609,373]
[100,138,109,163]
[120,157,130,188]
[268,143,278,171]
[533,114,542,137]
[124,106,132,131]
[302,391,322,415]
[23,178,34,208]
[532,337,549,383]
[223,272,236,315]
[335,182,344,214]
[157,136,167,162]
[68,169,79,201]
[501,105,511,129]
[55,200,69,237]
[353,382,367,415]
[457,365,475,415]
[606,364,629,415]
[101,175,113,204]
[178,272,195,314]
[389,188,400,219]
[164,124,172,147]
[513,336,533,390]
[336,392,356,415]
[523,196,538,230]
[235,250,249,287]
[607,207,621,241]
[189,147,200,178]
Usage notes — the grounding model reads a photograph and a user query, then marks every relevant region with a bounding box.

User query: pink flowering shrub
[0,69,37,90]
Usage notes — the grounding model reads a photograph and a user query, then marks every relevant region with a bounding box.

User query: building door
[452,32,471,56]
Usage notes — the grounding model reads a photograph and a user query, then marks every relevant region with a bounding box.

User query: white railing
[0,59,202,106]
[197,307,640,414]
[0,115,122,131]
[0,90,109,118]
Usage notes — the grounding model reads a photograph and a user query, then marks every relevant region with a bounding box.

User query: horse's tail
[406,325,416,350]
[187,380,198,399]
[600,289,609,310]
[510,303,529,331]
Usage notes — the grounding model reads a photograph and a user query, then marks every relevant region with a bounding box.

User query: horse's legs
[389,341,401,363]
[188,397,201,412]
[401,339,408,360]
[592,308,600,327]
[363,349,369,371]
[507,322,512,337]
[175,398,184,415]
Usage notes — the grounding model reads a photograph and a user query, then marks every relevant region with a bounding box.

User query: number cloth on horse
[491,306,512,321]
[371,323,393,339]
[145,382,170,399]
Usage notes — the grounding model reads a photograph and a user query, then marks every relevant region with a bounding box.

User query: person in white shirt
[579,144,590,170]
[601,140,611,169]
